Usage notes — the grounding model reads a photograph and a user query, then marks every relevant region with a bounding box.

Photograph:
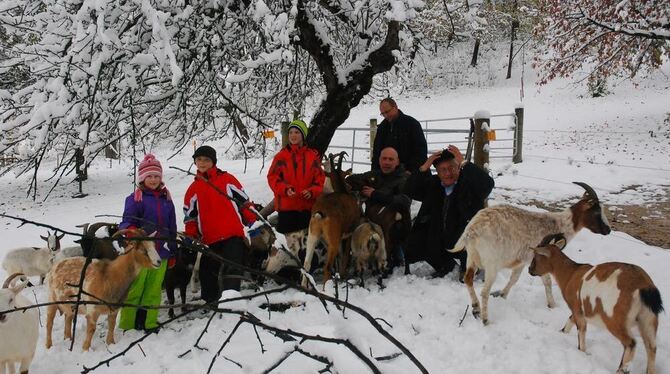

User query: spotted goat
[529,234,663,374]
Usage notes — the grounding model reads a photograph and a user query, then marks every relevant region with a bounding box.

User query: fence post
[513,105,524,164]
[369,118,377,160]
[473,111,490,171]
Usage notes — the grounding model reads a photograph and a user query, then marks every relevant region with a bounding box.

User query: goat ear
[532,247,551,257]
[554,238,567,250]
[57,232,65,240]
[148,231,157,238]
[40,235,48,241]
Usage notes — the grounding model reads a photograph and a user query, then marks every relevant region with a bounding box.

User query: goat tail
[640,287,664,315]
[447,234,467,253]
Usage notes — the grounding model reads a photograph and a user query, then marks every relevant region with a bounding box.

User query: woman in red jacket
[267,119,325,249]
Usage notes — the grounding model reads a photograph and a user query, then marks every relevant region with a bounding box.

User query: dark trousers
[405,227,466,275]
[199,236,246,303]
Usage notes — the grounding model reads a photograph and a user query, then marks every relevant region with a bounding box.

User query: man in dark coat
[348,147,412,268]
[372,98,427,173]
[404,145,494,278]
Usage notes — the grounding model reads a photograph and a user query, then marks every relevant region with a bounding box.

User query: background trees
[533,0,670,86]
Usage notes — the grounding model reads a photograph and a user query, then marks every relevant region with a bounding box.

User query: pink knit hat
[138,154,162,183]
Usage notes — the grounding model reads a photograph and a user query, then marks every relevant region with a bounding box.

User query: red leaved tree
[533,0,670,85]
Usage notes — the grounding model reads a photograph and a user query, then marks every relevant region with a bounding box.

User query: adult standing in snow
[119,154,177,331]
[404,145,494,279]
[267,119,325,251]
[183,145,257,303]
[371,98,428,173]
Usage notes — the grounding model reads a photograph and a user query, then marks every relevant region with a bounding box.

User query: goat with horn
[448,181,611,325]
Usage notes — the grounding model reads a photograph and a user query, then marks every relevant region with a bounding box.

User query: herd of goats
[0,154,664,374]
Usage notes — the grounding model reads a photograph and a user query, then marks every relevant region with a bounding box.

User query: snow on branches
[533,0,670,85]
[0,0,422,197]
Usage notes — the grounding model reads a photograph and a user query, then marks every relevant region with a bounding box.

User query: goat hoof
[490,290,505,298]
[472,309,480,319]
[547,302,556,309]
[482,318,489,326]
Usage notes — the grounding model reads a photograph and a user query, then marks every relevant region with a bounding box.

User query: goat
[448,182,611,325]
[0,273,39,374]
[2,231,64,284]
[45,228,161,351]
[350,220,387,285]
[78,222,120,260]
[164,243,199,318]
[302,153,361,288]
[529,234,663,374]
[322,151,352,194]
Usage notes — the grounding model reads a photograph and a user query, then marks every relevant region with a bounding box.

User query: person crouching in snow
[267,119,325,253]
[183,145,257,304]
[119,154,177,331]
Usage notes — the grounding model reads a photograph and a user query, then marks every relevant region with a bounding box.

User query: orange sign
[263,130,275,139]
[486,130,497,141]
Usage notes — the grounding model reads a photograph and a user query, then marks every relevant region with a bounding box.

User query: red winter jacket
[183,168,256,245]
[267,144,325,212]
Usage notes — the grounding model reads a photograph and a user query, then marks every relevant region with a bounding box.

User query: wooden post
[513,106,524,164]
[473,111,490,170]
[281,120,289,148]
[369,118,377,160]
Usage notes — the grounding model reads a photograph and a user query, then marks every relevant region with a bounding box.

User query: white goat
[45,229,161,351]
[529,234,663,374]
[3,231,64,284]
[0,273,39,374]
[448,182,611,325]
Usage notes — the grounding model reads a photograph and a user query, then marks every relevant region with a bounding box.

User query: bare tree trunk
[506,20,520,79]
[295,0,402,155]
[470,38,480,67]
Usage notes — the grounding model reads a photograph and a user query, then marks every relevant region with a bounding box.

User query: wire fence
[328,112,519,170]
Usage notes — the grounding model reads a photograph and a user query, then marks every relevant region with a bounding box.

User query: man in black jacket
[372,98,427,173]
[404,145,494,278]
[348,147,412,269]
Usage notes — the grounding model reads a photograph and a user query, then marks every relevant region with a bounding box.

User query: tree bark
[470,38,480,67]
[296,0,402,155]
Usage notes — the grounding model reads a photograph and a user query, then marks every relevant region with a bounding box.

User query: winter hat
[288,119,308,141]
[138,154,163,183]
[192,145,217,165]
[432,149,455,167]
[134,154,171,201]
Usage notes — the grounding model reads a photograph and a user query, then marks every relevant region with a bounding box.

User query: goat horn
[3,273,27,289]
[573,182,599,202]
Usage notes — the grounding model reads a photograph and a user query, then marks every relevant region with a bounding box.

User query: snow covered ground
[1,69,669,373]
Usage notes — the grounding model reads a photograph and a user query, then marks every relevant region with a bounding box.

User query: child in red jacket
[267,119,325,249]
[183,145,256,303]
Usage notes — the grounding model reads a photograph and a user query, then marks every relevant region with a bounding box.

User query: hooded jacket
[267,144,325,212]
[120,185,177,259]
[183,167,256,245]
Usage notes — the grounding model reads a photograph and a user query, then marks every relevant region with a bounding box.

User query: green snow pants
[118,259,167,330]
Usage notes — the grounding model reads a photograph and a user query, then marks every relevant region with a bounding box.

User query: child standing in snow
[183,145,256,303]
[267,119,325,249]
[119,154,177,331]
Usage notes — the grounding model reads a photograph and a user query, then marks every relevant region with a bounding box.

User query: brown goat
[350,220,387,283]
[529,234,663,374]
[302,191,361,288]
[45,229,161,351]
[302,152,361,288]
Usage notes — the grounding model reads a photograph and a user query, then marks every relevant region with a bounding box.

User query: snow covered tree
[533,0,670,85]
[0,0,422,197]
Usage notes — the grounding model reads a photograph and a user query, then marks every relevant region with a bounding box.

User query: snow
[1,68,669,373]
